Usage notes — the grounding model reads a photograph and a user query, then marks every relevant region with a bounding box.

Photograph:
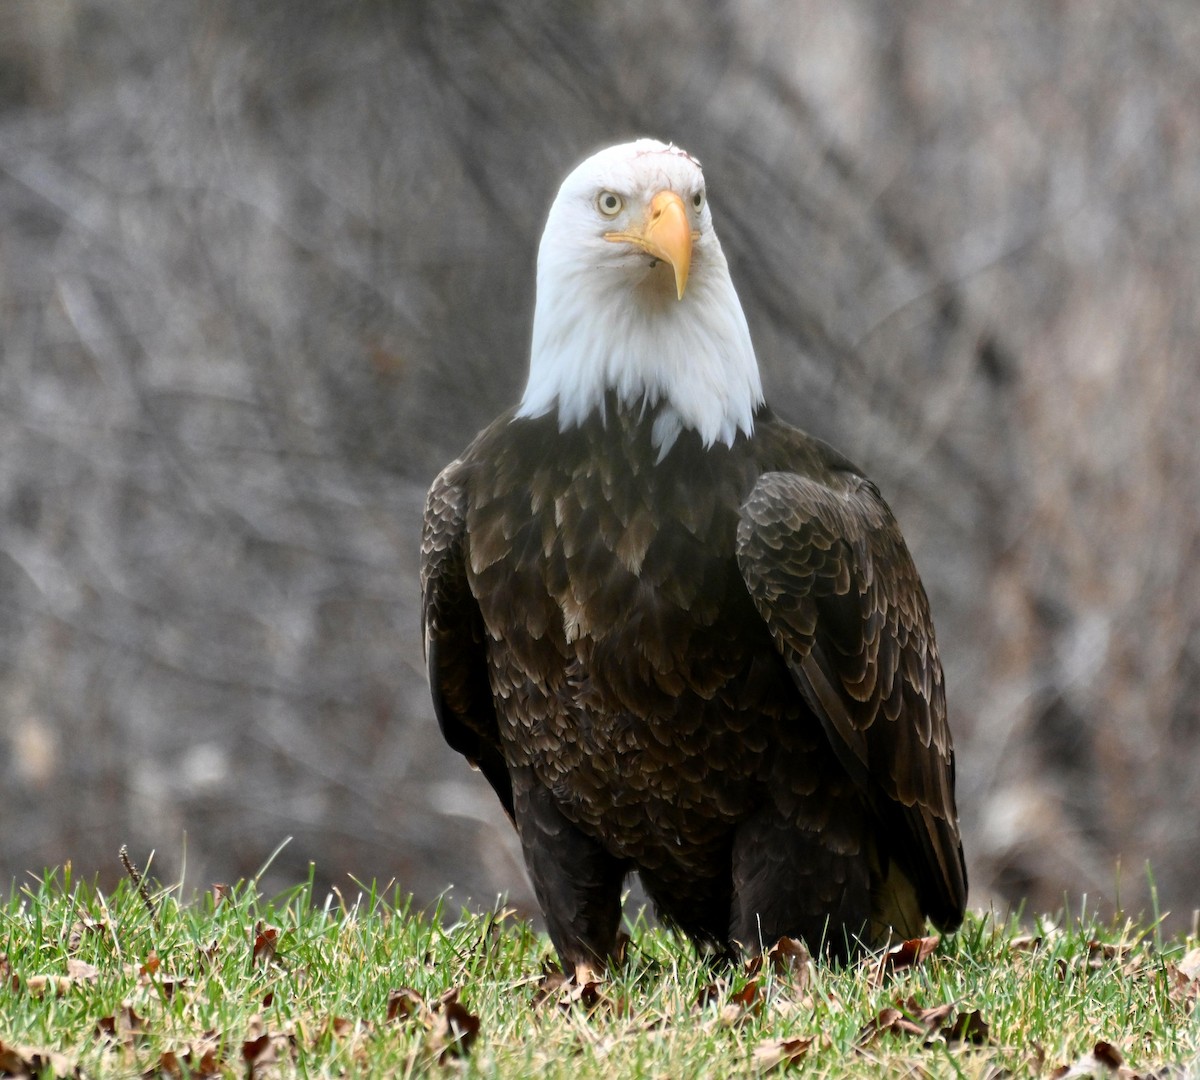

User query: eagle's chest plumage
[462,409,805,864]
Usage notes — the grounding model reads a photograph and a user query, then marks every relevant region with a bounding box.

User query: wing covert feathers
[736,469,967,928]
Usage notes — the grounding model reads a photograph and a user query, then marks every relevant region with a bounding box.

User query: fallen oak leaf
[764,937,813,998]
[321,1016,355,1040]
[530,968,570,1010]
[0,1037,82,1078]
[530,968,608,1013]
[707,977,765,1029]
[857,998,989,1048]
[1009,933,1044,952]
[252,922,280,965]
[192,1046,223,1076]
[730,978,760,1009]
[66,957,99,982]
[1165,946,1200,1010]
[95,1002,148,1048]
[766,936,812,975]
[858,1006,927,1044]
[1087,939,1133,962]
[156,1047,218,1079]
[240,1013,296,1077]
[908,1001,956,1030]
[138,962,188,998]
[242,1033,274,1073]
[25,974,78,996]
[387,986,426,1023]
[158,1033,225,1078]
[428,988,480,1061]
[944,1008,991,1046]
[67,916,108,953]
[1178,946,1200,982]
[573,959,602,985]
[1051,1040,1128,1078]
[870,935,940,985]
[752,1034,816,1072]
[196,940,221,970]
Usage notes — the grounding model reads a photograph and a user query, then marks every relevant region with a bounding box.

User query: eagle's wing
[421,464,514,818]
[736,470,966,928]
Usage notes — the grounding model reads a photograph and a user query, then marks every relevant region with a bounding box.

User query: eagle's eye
[596,191,623,217]
[692,189,706,212]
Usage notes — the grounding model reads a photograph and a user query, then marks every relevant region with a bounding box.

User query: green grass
[1,863,1198,1077]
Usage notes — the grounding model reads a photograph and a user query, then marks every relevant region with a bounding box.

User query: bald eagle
[422,139,966,973]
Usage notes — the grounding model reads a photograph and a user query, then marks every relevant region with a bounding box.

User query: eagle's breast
[461,407,806,863]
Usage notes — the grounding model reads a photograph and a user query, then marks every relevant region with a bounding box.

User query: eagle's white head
[516,139,764,457]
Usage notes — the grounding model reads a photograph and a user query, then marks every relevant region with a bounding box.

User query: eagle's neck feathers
[517,241,763,460]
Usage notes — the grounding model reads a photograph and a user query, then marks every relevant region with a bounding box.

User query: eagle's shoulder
[746,406,869,487]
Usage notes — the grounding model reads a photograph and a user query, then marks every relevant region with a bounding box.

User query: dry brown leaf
[531,968,570,1010]
[0,1037,81,1078]
[1051,1040,1127,1078]
[730,978,760,1009]
[196,940,221,969]
[944,1008,991,1045]
[428,988,480,1061]
[242,1032,274,1070]
[137,961,188,998]
[531,968,609,1013]
[1165,945,1200,1011]
[752,1034,815,1071]
[1085,939,1149,979]
[25,974,76,996]
[158,1036,224,1079]
[702,978,764,1030]
[859,1005,927,1043]
[858,996,990,1048]
[66,957,99,982]
[252,922,280,965]
[95,1002,147,1048]
[239,1012,295,1077]
[387,985,426,1023]
[1010,933,1045,952]
[762,937,814,997]
[67,916,108,953]
[768,937,811,968]
[1178,946,1200,981]
[157,1049,185,1078]
[322,1016,355,1040]
[870,935,940,985]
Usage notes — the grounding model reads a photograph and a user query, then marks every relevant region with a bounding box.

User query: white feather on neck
[515,148,763,460]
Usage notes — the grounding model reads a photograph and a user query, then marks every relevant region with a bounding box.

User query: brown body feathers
[422,397,966,971]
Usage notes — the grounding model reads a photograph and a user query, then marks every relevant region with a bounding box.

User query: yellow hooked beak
[604,190,694,300]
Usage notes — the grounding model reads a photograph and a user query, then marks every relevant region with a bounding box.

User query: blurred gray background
[2,1,1197,929]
